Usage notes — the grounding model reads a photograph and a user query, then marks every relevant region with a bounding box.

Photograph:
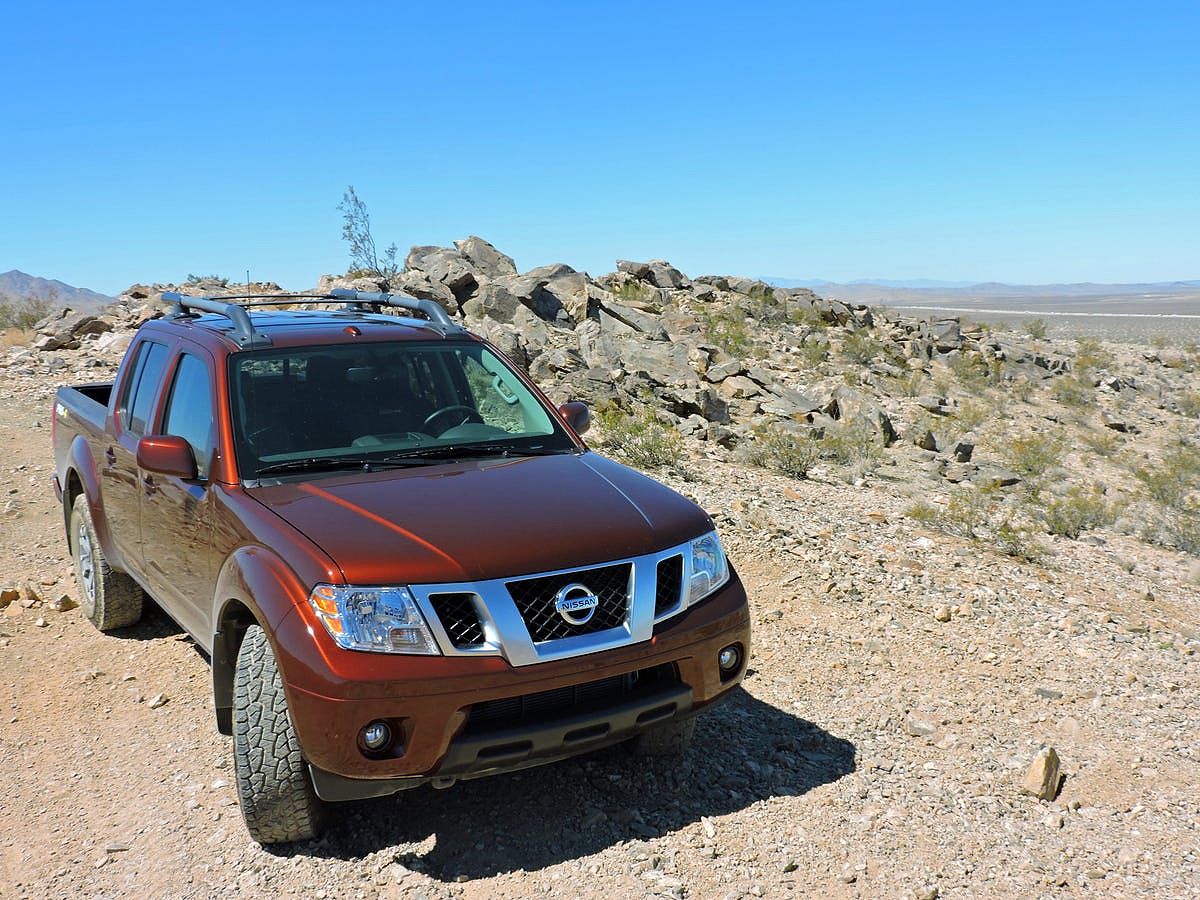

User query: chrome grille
[505,562,631,643]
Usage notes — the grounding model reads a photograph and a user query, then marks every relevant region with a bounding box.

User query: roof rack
[161,289,460,346]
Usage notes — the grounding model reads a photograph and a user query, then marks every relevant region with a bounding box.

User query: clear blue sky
[2,1,1197,295]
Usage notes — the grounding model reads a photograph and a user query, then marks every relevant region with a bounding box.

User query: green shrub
[595,404,683,470]
[0,294,56,330]
[1073,338,1115,373]
[1051,374,1094,408]
[614,280,654,308]
[953,398,990,432]
[886,370,926,398]
[1002,433,1064,479]
[1025,318,1048,340]
[1038,483,1120,538]
[840,332,903,367]
[1079,428,1120,457]
[906,488,1042,560]
[1134,443,1200,509]
[1176,391,1200,418]
[820,422,884,470]
[701,308,751,357]
[746,426,821,478]
[796,335,828,368]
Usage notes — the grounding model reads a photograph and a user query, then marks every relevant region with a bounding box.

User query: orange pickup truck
[51,289,750,844]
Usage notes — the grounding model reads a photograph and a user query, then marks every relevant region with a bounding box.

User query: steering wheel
[422,404,483,435]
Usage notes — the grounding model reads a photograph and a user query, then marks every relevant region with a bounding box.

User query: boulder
[454,236,517,278]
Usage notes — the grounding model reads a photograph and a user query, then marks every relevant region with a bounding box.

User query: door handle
[104,447,117,467]
[142,474,157,497]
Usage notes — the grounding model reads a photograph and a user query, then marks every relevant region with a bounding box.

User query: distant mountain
[0,270,112,310]
[764,276,977,290]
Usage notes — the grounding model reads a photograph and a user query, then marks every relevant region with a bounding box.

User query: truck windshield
[229,341,577,478]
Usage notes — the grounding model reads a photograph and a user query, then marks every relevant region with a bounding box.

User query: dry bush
[595,404,684,471]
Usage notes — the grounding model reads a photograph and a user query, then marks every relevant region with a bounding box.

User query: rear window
[120,340,169,437]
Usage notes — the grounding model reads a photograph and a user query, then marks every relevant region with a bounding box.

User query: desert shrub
[746,426,821,478]
[614,280,655,308]
[1025,318,1048,340]
[701,307,751,358]
[1051,374,1094,408]
[1142,505,1200,555]
[840,331,905,368]
[1073,338,1116,373]
[953,398,990,433]
[1150,334,1170,350]
[906,487,1042,560]
[0,294,56,330]
[789,304,828,329]
[796,335,828,368]
[1079,428,1120,457]
[1134,442,1200,509]
[1002,433,1064,479]
[595,404,683,470]
[185,273,229,286]
[1038,483,1120,538]
[947,353,998,392]
[886,369,926,398]
[1175,391,1200,418]
[820,422,884,470]
[745,289,790,326]
[1008,375,1035,403]
[338,185,400,279]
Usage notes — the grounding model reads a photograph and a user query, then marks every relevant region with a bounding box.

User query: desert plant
[1175,391,1200,418]
[0,293,56,330]
[1002,433,1064,480]
[746,426,821,478]
[796,335,828,368]
[1073,338,1115,373]
[338,185,400,279]
[1051,374,1094,408]
[1134,442,1200,509]
[953,398,990,433]
[1038,483,1120,538]
[595,404,683,470]
[1025,318,1047,340]
[701,307,752,357]
[1079,427,1120,457]
[185,273,229,286]
[886,369,926,398]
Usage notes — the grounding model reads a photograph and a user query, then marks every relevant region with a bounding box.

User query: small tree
[338,186,400,279]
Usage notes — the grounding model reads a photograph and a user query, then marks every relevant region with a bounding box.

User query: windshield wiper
[253,456,439,477]
[383,443,574,462]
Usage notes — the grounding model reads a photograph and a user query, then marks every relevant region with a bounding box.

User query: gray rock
[454,236,517,277]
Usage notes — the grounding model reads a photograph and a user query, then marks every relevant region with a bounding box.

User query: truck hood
[246,451,712,585]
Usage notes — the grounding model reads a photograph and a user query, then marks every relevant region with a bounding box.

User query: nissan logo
[553,583,600,626]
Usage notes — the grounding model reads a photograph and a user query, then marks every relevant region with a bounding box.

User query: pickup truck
[51,289,751,844]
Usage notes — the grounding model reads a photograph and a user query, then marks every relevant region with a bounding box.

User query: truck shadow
[286,687,856,879]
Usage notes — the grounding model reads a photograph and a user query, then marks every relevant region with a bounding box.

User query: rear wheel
[70,494,142,631]
[627,716,696,758]
[232,625,324,844]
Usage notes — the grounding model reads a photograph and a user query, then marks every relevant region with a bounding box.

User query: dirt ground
[2,366,1199,900]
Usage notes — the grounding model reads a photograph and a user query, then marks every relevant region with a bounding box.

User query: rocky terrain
[1,238,1198,898]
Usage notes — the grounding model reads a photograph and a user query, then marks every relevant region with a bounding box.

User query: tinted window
[125,341,168,437]
[163,354,215,478]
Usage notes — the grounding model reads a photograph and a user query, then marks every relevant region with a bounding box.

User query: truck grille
[505,562,631,643]
[465,663,679,735]
[429,593,486,648]
[654,554,684,616]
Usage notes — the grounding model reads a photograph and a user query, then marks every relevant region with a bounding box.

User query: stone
[904,716,936,737]
[0,587,18,608]
[1019,746,1062,800]
[148,693,169,709]
[1100,411,1129,432]
[952,441,975,462]
[49,594,78,612]
[934,605,952,622]
[454,236,517,277]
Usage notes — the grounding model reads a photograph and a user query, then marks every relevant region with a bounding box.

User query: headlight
[308,585,441,654]
[687,530,730,606]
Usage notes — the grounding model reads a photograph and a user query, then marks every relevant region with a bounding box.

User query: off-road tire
[70,494,143,631]
[232,625,323,844]
[627,716,696,757]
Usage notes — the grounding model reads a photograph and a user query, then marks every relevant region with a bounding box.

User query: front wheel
[232,625,324,844]
[70,494,143,631]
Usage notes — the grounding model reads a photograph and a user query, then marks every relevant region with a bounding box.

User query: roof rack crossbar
[328,288,456,328]
[162,291,273,347]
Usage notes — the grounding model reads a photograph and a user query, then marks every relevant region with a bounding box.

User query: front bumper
[274,573,750,793]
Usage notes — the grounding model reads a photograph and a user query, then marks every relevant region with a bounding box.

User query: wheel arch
[211,546,313,735]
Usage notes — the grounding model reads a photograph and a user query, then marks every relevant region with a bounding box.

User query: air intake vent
[429,593,486,648]
[655,554,684,617]
[506,563,631,643]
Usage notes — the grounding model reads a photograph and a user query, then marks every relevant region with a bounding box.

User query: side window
[162,354,215,479]
[122,341,169,437]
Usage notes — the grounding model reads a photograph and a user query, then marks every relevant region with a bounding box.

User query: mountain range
[0,270,112,310]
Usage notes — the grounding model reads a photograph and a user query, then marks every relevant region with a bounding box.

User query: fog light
[718,645,741,672]
[361,721,391,751]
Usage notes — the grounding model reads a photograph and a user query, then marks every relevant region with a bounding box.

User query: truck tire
[627,715,696,758]
[232,625,324,844]
[70,494,143,631]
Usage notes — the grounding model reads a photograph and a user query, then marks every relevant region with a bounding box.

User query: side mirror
[137,435,198,480]
[558,400,591,436]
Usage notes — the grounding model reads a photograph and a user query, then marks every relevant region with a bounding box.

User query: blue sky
[2,1,1197,294]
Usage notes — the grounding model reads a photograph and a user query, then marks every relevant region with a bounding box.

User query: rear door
[139,344,221,639]
[102,337,170,574]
